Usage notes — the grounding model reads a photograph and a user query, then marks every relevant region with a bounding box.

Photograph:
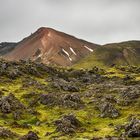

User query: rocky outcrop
[0,93,25,114]
[54,114,81,134]
[40,93,84,109]
[123,117,140,137]
[98,102,120,118]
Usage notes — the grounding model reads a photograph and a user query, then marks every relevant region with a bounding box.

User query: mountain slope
[4,27,99,66]
[74,41,140,69]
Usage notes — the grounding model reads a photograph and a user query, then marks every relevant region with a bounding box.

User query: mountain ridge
[0,27,139,67]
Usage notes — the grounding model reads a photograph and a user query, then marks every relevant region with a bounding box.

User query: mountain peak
[4,27,99,66]
[36,27,53,35]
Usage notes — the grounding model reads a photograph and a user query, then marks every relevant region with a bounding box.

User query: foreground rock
[91,136,127,140]
[0,93,25,119]
[54,114,81,134]
[123,117,140,137]
[40,93,84,109]
[119,86,140,106]
[0,127,18,138]
[19,131,39,140]
[97,101,120,118]
[51,78,80,92]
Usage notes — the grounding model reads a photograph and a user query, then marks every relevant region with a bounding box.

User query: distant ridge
[74,41,140,69]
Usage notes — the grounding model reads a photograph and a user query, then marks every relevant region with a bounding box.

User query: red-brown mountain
[4,27,99,66]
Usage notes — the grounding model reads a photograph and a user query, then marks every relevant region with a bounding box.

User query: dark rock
[40,94,58,106]
[91,136,127,140]
[0,127,18,138]
[124,117,140,137]
[123,75,137,85]
[52,79,79,92]
[121,87,140,100]
[0,93,25,117]
[54,114,81,134]
[19,131,39,140]
[45,132,53,136]
[98,102,120,118]
[118,86,140,106]
[61,93,84,109]
[7,68,21,79]
[11,121,31,129]
[40,93,84,109]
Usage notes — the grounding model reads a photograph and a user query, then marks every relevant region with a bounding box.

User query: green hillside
[74,41,140,69]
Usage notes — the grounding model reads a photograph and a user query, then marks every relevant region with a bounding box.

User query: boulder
[0,127,18,138]
[19,131,39,140]
[98,102,120,118]
[40,94,59,106]
[52,79,79,92]
[54,114,81,134]
[61,93,84,109]
[40,93,84,109]
[0,93,25,119]
[124,117,140,137]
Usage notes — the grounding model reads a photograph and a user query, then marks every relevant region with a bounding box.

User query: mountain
[74,41,140,69]
[4,27,99,66]
[1,28,140,68]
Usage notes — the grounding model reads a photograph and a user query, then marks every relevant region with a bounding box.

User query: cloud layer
[0,0,140,44]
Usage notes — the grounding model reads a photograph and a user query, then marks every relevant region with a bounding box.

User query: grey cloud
[0,0,140,44]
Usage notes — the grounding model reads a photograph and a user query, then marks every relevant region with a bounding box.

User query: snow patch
[70,47,77,55]
[62,49,70,56]
[69,57,72,61]
[38,54,43,58]
[62,48,72,61]
[84,45,93,52]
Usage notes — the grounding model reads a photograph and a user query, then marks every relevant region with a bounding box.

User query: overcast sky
[0,0,140,44]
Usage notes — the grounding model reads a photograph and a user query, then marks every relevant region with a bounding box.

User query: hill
[74,41,140,69]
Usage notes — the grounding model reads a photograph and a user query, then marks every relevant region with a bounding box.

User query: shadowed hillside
[0,42,17,55]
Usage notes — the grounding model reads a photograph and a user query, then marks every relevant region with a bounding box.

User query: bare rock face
[54,114,81,134]
[4,27,99,66]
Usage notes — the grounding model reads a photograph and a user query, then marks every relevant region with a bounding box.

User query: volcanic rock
[54,114,81,134]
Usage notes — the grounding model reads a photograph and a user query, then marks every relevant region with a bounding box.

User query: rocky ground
[0,59,139,140]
